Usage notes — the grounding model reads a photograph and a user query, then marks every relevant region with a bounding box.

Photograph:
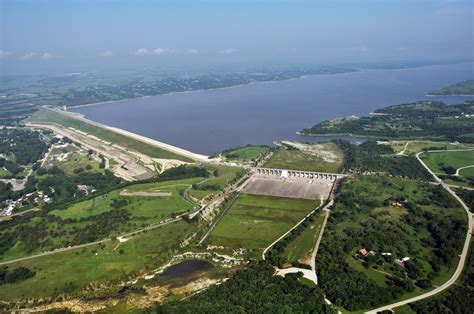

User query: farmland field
[207,193,318,258]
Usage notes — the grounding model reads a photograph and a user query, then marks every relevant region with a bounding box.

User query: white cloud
[135,48,150,56]
[187,49,199,54]
[20,52,36,60]
[41,52,54,60]
[219,48,237,54]
[357,46,369,53]
[99,50,114,57]
[153,48,175,55]
[0,50,11,58]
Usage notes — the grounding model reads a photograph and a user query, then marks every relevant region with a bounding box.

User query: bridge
[252,167,346,181]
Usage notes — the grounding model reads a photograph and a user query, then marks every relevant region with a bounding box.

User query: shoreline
[44,107,210,162]
[426,93,474,97]
[66,61,472,110]
[67,70,359,110]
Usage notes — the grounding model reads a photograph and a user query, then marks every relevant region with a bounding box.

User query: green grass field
[26,108,192,162]
[187,165,244,201]
[281,207,325,264]
[51,177,203,221]
[421,150,474,176]
[0,220,197,301]
[263,144,343,173]
[57,154,104,175]
[222,146,268,161]
[388,140,474,156]
[1,177,204,262]
[207,194,318,258]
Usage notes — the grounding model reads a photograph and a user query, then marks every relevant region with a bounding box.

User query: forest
[158,262,335,313]
[333,140,432,180]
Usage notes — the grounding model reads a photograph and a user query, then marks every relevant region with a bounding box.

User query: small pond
[161,259,214,279]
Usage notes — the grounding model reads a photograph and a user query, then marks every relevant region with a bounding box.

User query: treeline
[409,240,474,313]
[456,188,474,213]
[334,140,432,180]
[0,266,36,285]
[158,262,335,313]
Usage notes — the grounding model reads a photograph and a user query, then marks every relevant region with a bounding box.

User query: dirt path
[311,201,332,272]
[456,165,474,176]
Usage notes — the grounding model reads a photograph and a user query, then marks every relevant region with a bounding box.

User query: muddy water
[161,260,214,279]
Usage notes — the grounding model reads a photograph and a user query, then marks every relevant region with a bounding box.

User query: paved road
[366,152,473,313]
[0,218,181,266]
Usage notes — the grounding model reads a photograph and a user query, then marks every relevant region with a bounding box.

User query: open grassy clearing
[26,108,192,162]
[421,150,474,176]
[280,207,325,264]
[187,164,244,201]
[57,154,104,175]
[263,144,343,173]
[387,140,474,156]
[50,177,203,220]
[221,146,268,161]
[0,220,197,301]
[207,193,318,259]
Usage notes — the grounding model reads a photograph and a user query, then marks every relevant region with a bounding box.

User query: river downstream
[71,62,474,155]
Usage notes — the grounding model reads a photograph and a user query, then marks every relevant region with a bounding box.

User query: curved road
[366,151,473,313]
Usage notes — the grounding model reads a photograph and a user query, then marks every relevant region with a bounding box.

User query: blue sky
[1,0,472,70]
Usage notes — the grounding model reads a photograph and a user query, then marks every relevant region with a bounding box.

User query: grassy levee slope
[0,220,196,302]
[206,194,317,259]
[316,176,467,312]
[263,143,343,173]
[25,108,193,162]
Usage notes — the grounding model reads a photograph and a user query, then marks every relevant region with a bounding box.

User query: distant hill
[428,79,474,96]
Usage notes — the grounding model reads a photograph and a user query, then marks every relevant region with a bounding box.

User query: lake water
[72,62,474,155]
[161,260,214,279]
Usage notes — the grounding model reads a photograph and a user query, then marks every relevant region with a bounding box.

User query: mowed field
[51,177,203,221]
[421,150,474,176]
[388,140,474,156]
[0,220,197,301]
[207,194,318,258]
[263,143,343,173]
[187,164,243,201]
[222,146,268,161]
